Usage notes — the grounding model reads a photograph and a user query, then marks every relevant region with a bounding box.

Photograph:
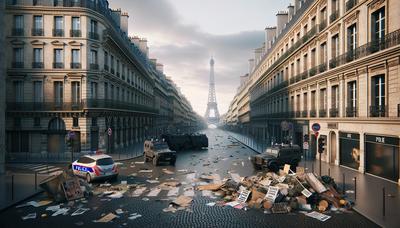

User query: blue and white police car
[71,154,118,182]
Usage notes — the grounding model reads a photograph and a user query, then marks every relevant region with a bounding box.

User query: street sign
[311,123,321,132]
[107,128,112,136]
[303,142,309,150]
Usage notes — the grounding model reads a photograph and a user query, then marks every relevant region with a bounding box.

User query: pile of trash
[196,164,352,221]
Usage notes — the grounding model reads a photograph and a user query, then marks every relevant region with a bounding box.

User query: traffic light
[303,134,309,142]
[318,137,326,153]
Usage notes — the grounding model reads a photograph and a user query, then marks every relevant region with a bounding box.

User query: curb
[228,134,262,154]
[0,190,44,214]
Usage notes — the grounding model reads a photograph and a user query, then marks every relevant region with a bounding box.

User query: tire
[153,157,159,166]
[268,163,279,173]
[86,173,92,183]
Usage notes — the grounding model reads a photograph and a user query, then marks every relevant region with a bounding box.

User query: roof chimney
[288,4,294,22]
[139,38,148,57]
[276,11,289,36]
[294,0,301,14]
[120,12,129,34]
[264,27,277,50]
[156,63,164,73]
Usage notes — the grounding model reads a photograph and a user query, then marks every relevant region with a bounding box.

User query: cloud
[110,0,265,115]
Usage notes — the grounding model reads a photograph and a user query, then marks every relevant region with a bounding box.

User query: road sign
[107,128,112,136]
[303,141,309,150]
[311,123,321,132]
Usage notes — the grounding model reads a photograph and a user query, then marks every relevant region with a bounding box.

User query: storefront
[339,132,360,170]
[365,134,399,182]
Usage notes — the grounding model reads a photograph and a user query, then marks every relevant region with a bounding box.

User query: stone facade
[0,0,6,173]
[3,0,200,162]
[224,0,400,184]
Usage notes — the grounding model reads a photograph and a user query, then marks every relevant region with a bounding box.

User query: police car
[71,154,118,182]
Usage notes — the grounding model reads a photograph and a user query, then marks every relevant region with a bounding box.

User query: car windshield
[265,148,279,156]
[96,158,114,166]
[153,143,169,150]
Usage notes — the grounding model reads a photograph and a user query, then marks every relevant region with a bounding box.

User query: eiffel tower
[204,57,220,124]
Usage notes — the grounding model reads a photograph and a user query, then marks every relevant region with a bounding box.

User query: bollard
[35,172,37,190]
[342,173,346,194]
[354,177,357,201]
[382,188,385,217]
[11,175,14,200]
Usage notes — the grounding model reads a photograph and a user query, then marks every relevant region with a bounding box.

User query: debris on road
[95,213,117,223]
[128,213,142,220]
[21,213,37,220]
[71,208,90,216]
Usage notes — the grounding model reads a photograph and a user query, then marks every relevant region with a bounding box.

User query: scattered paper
[135,161,145,164]
[306,211,331,222]
[132,187,147,197]
[301,189,312,198]
[128,213,142,220]
[230,173,242,183]
[146,180,160,184]
[107,191,125,199]
[167,187,180,197]
[163,169,175,175]
[283,164,291,174]
[115,209,124,215]
[237,189,251,203]
[96,213,117,223]
[206,202,216,206]
[46,205,61,212]
[225,201,240,207]
[22,213,37,220]
[265,186,279,203]
[172,195,192,207]
[139,169,153,173]
[260,179,272,186]
[121,181,127,185]
[147,188,162,197]
[71,208,90,216]
[52,208,70,216]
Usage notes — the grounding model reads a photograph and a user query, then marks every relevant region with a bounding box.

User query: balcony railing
[346,0,358,12]
[330,10,339,23]
[319,19,327,31]
[12,62,24,68]
[70,29,81,37]
[318,62,327,73]
[310,109,317,117]
[53,62,64,69]
[31,28,43,36]
[301,110,308,118]
[370,105,386,117]
[89,32,99,40]
[71,62,81,69]
[32,62,44,68]
[346,106,357,117]
[329,108,338,117]
[53,29,64,37]
[295,111,301,118]
[329,29,400,69]
[12,28,24,36]
[110,68,115,74]
[300,71,309,80]
[319,109,327,117]
[90,63,99,70]
[309,66,317,77]
[7,99,158,114]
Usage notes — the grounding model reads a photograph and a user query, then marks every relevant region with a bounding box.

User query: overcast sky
[109,0,291,115]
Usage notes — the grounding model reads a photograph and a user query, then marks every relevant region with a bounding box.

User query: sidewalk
[0,171,49,211]
[228,131,400,228]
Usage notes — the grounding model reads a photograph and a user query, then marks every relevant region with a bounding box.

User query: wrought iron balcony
[32,62,44,68]
[53,29,64,37]
[319,19,327,31]
[319,109,327,117]
[90,63,99,70]
[89,32,99,40]
[12,62,24,68]
[310,109,317,117]
[301,110,308,118]
[330,10,339,23]
[70,29,81,37]
[346,0,358,12]
[12,28,24,36]
[370,105,386,117]
[300,71,309,80]
[329,108,338,117]
[318,62,327,73]
[31,28,43,36]
[346,106,358,117]
[309,66,317,77]
[70,62,81,69]
[53,62,64,69]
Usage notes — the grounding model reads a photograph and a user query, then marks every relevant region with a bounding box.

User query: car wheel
[268,163,279,173]
[86,173,92,183]
[153,157,159,166]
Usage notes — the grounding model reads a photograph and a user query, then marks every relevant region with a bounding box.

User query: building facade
[0,0,6,173]
[4,0,200,162]
[224,0,400,184]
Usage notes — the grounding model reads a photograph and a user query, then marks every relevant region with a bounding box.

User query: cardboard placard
[283,164,291,174]
[264,186,279,202]
[237,189,251,203]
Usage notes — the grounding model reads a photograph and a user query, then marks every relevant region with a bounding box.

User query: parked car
[71,154,118,182]
[143,140,177,166]
[251,144,302,172]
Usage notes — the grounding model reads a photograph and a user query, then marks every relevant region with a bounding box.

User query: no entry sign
[311,123,321,132]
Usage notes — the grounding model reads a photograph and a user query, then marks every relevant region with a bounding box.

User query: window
[14,81,24,102]
[110,85,114,100]
[71,82,80,104]
[71,17,81,37]
[331,85,338,109]
[91,82,98,98]
[371,75,385,117]
[371,7,385,41]
[92,117,97,126]
[33,16,43,36]
[53,16,64,36]
[347,81,357,116]
[104,51,109,70]
[111,55,115,73]
[332,35,339,58]
[320,88,327,110]
[104,82,108,99]
[13,15,24,36]
[320,42,327,64]
[73,117,79,127]
[71,49,80,68]
[90,50,98,65]
[53,49,63,68]
[34,117,41,127]
[13,48,24,68]
[347,24,357,52]
[116,87,120,101]
[89,19,98,39]
[54,81,63,105]
[33,81,43,103]
[33,48,43,68]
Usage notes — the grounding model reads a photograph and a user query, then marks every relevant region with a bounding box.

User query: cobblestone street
[0,129,377,228]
